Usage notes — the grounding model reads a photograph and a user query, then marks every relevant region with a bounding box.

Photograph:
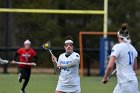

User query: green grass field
[0,74,139,93]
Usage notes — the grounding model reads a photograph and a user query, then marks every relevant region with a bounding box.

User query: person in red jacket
[13,39,38,93]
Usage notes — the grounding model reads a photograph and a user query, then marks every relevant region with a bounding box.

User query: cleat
[18,74,22,83]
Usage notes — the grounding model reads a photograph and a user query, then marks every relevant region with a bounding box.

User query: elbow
[107,66,113,69]
[107,63,114,69]
[133,58,137,71]
[133,66,137,71]
[106,66,114,72]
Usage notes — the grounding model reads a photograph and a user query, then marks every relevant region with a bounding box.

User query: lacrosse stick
[103,69,117,83]
[107,69,116,80]
[42,41,60,74]
[0,58,9,64]
[11,61,36,66]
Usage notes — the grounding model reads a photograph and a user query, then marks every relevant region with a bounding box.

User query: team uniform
[56,52,81,93]
[15,48,37,79]
[17,48,37,68]
[14,47,37,92]
[111,42,139,93]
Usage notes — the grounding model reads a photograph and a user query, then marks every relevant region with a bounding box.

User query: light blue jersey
[56,52,81,93]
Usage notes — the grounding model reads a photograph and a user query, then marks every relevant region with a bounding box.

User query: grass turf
[0,74,139,93]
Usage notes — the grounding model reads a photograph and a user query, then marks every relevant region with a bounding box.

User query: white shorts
[113,80,140,93]
[56,83,81,93]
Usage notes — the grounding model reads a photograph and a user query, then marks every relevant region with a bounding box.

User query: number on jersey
[128,51,133,65]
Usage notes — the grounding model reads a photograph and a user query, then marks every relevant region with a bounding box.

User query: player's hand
[32,62,37,66]
[102,78,108,84]
[57,64,61,68]
[11,60,16,63]
[52,56,57,63]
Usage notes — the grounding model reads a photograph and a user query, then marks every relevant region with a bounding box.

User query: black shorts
[19,68,31,79]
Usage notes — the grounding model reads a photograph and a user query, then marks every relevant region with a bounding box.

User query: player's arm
[31,49,38,63]
[102,56,116,84]
[58,58,79,68]
[133,49,138,71]
[133,57,137,71]
[102,45,119,84]
[33,55,38,63]
[13,52,19,61]
[58,54,80,68]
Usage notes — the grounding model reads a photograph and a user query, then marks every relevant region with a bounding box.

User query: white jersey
[111,42,138,83]
[57,52,80,86]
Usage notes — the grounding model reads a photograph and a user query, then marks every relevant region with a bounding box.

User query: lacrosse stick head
[42,41,51,50]
[0,58,9,64]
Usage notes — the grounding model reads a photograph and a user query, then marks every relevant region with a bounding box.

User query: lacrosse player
[52,36,81,93]
[13,39,38,93]
[102,24,139,93]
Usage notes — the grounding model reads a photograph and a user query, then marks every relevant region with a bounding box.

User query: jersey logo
[61,61,72,64]
[22,54,31,62]
[22,54,31,57]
